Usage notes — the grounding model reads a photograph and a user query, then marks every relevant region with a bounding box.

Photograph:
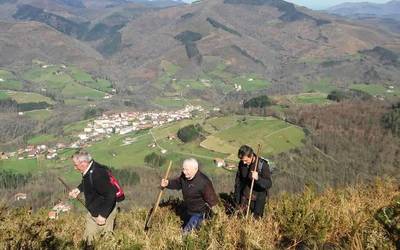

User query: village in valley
[0,105,204,162]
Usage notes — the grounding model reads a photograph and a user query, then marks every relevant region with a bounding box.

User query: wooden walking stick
[245,144,262,219]
[144,160,172,231]
[57,177,87,209]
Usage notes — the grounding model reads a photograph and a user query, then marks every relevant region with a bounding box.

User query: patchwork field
[153,97,187,109]
[273,92,331,107]
[0,91,8,100]
[1,112,305,177]
[0,69,23,90]
[200,116,305,160]
[6,91,55,104]
[24,109,53,122]
[232,74,271,92]
[304,79,336,93]
[22,64,108,101]
[350,84,400,97]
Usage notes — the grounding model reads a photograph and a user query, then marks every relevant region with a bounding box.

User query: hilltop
[0,179,399,249]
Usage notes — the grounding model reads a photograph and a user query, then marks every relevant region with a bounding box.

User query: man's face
[72,158,89,173]
[240,155,253,166]
[182,165,198,180]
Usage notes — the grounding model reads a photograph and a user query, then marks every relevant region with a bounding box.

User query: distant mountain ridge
[327,0,400,19]
[1,0,400,101]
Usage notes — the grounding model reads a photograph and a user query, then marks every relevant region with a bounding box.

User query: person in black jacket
[69,150,117,245]
[234,145,272,218]
[160,158,219,233]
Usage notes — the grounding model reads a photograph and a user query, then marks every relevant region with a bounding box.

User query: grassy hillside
[22,64,108,101]
[350,84,400,97]
[6,91,55,105]
[201,116,305,160]
[85,115,304,170]
[1,180,398,249]
[0,69,23,90]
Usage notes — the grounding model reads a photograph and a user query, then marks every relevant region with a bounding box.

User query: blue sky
[284,0,391,10]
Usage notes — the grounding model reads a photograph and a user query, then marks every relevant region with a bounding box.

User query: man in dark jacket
[160,158,218,233]
[234,145,272,218]
[69,150,117,245]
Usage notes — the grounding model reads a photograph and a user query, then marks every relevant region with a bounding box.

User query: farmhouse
[1,152,8,160]
[213,158,226,168]
[14,193,27,201]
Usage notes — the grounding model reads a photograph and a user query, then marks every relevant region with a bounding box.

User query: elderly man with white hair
[161,158,218,233]
[69,149,119,246]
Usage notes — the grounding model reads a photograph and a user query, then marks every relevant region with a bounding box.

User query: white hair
[72,150,92,163]
[182,158,198,170]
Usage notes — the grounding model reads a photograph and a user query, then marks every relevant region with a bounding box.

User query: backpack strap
[257,158,264,173]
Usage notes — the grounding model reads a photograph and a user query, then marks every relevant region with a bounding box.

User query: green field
[69,66,113,93]
[27,134,58,145]
[232,74,271,92]
[0,91,9,100]
[304,79,336,93]
[61,82,105,100]
[350,84,400,97]
[25,109,53,121]
[1,115,305,176]
[69,66,94,82]
[63,119,92,135]
[0,69,23,90]
[200,116,305,160]
[0,158,39,174]
[291,93,331,105]
[23,66,74,90]
[87,131,154,169]
[22,64,108,100]
[153,97,187,109]
[7,91,55,104]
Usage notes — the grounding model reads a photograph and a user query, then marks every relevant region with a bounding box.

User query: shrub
[382,103,400,137]
[177,124,203,142]
[144,152,166,168]
[243,95,272,109]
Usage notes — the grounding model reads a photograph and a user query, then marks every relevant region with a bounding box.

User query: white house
[78,134,88,140]
[84,128,92,133]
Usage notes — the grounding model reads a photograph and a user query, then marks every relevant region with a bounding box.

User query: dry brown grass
[0,179,398,249]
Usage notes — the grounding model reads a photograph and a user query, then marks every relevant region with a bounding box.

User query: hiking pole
[57,177,86,209]
[144,160,172,231]
[245,144,262,219]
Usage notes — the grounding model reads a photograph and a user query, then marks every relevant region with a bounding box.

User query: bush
[327,89,371,102]
[0,170,32,189]
[177,124,203,142]
[274,186,332,248]
[382,103,400,137]
[144,152,166,168]
[109,168,140,186]
[243,95,272,109]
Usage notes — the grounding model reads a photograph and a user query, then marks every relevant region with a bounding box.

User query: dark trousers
[248,193,267,218]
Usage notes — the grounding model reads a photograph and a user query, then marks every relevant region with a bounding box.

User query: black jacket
[77,161,116,218]
[234,156,272,205]
[167,171,218,214]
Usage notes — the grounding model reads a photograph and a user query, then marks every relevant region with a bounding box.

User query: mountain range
[1,0,400,103]
[327,0,400,20]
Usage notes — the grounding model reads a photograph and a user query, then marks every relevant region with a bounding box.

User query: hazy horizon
[284,0,391,10]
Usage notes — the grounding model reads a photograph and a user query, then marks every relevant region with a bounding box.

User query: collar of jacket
[82,160,94,176]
